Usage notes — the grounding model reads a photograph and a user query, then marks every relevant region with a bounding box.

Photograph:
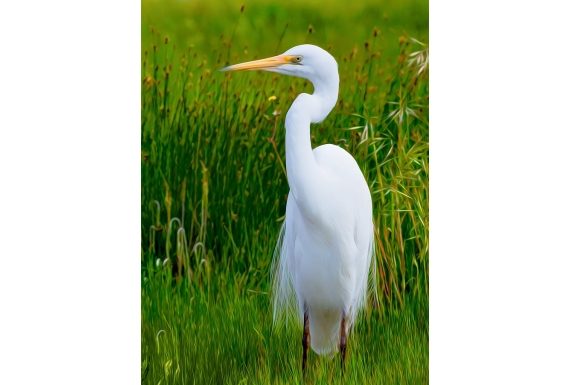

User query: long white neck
[284,73,339,216]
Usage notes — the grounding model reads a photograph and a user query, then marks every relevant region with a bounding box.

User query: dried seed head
[374,27,379,37]
[165,36,169,44]
[308,25,313,34]
[350,44,358,58]
[240,5,244,12]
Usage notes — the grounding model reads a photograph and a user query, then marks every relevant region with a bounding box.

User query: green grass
[142,0,428,383]
[142,271,428,384]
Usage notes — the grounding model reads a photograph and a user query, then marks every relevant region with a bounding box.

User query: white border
[1,0,140,383]
[431,0,570,383]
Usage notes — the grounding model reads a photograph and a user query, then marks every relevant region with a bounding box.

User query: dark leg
[302,307,310,373]
[340,310,347,374]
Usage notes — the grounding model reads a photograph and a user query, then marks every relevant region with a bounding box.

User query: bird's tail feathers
[368,224,379,309]
[352,223,379,324]
[271,222,302,329]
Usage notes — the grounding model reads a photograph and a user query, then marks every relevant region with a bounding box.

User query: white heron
[222,44,377,371]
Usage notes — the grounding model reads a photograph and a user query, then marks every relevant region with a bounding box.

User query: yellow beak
[221,55,293,72]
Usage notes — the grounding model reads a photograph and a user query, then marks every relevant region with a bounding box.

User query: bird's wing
[312,143,378,323]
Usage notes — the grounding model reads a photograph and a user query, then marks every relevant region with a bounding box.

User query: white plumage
[222,44,377,364]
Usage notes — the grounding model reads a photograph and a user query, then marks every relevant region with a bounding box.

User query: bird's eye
[294,56,302,63]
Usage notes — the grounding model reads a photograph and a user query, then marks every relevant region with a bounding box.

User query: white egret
[222,44,376,371]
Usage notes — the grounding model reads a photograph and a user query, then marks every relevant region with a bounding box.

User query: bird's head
[221,44,339,89]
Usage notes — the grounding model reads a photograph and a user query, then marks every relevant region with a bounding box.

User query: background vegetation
[141,0,428,383]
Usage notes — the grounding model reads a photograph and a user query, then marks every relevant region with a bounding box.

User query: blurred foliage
[142,0,428,63]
